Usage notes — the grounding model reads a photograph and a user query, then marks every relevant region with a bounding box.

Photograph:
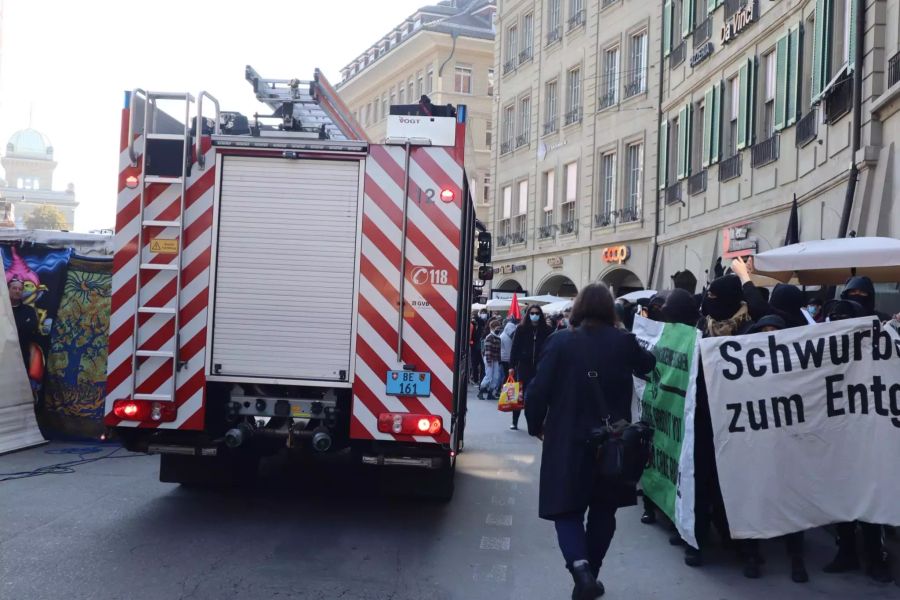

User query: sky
[0,0,428,232]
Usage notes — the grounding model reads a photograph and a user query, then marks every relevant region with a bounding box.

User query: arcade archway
[537,274,578,297]
[601,268,644,297]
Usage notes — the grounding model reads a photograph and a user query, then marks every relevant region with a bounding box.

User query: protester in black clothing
[9,278,39,369]
[661,288,700,327]
[683,274,753,569]
[509,304,551,431]
[823,282,893,584]
[470,314,486,384]
[526,284,655,599]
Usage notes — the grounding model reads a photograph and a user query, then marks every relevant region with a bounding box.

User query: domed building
[0,128,78,229]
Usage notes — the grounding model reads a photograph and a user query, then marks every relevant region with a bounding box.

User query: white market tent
[616,290,657,303]
[519,294,568,305]
[485,297,526,312]
[753,237,900,285]
[541,299,573,315]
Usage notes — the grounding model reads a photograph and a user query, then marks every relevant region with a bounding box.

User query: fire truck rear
[104,67,493,499]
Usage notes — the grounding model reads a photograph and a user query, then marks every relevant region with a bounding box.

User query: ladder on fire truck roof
[244,65,369,142]
[126,89,220,403]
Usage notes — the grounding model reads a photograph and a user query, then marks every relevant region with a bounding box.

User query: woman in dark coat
[509,304,552,430]
[526,284,656,599]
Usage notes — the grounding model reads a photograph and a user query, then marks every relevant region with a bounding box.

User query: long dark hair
[570,283,617,328]
[518,303,551,334]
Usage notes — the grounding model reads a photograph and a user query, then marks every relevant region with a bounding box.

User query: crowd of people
[471,262,899,600]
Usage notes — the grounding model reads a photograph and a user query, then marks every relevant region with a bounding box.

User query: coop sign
[721,1,756,45]
[547,256,564,269]
[602,245,631,265]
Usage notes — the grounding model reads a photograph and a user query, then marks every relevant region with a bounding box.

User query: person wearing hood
[823,280,894,583]
[478,319,503,400]
[509,304,552,431]
[680,274,753,571]
[731,259,809,327]
[499,319,517,376]
[661,288,700,327]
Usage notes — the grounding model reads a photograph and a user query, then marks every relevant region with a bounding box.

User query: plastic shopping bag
[497,373,523,412]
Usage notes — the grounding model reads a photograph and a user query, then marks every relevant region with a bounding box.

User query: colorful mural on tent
[43,256,112,439]
[2,243,112,440]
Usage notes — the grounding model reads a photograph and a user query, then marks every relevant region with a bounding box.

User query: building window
[561,161,578,232]
[725,75,739,156]
[486,120,492,148]
[514,179,528,241]
[600,46,619,108]
[399,86,406,104]
[483,173,492,205]
[692,98,705,174]
[487,68,495,96]
[624,142,643,221]
[517,96,531,146]
[544,80,559,133]
[382,94,388,119]
[426,65,434,94]
[625,30,648,98]
[502,105,515,154]
[500,184,513,241]
[505,24,519,73]
[668,116,680,183]
[600,152,616,223]
[547,0,562,44]
[408,80,414,102]
[565,67,582,124]
[543,170,555,229]
[762,50,776,139]
[454,65,473,94]
[16,177,23,189]
[390,89,396,107]
[365,103,372,125]
[416,72,423,98]
[568,0,586,31]
[521,13,534,62]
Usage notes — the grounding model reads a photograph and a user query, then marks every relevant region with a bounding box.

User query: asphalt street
[1,386,898,600]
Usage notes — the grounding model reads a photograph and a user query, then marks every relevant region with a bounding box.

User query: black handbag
[576,329,654,485]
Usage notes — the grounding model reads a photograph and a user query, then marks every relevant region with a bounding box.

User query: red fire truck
[104,67,492,499]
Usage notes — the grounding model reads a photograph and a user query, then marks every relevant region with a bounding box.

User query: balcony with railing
[624,72,646,99]
[665,182,683,206]
[502,57,517,76]
[496,219,511,247]
[688,169,707,196]
[825,75,853,124]
[796,109,818,147]
[693,15,712,46]
[718,153,742,182]
[511,215,527,244]
[724,0,745,19]
[500,140,513,155]
[519,47,533,65]
[670,41,686,68]
[515,133,530,148]
[543,117,558,135]
[546,26,562,46]
[559,202,577,235]
[564,107,582,126]
[601,0,618,7]
[619,205,641,223]
[538,223,554,239]
[559,218,577,235]
[594,212,614,228]
[751,134,780,168]
[598,88,617,110]
[889,52,900,89]
[567,9,586,32]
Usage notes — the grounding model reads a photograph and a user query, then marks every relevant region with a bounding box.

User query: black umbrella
[784,194,800,246]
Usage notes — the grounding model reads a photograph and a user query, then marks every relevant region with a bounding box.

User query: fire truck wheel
[160,453,259,487]
[419,460,456,502]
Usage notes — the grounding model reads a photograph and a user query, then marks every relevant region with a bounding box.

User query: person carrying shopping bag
[509,304,552,430]
[478,319,503,400]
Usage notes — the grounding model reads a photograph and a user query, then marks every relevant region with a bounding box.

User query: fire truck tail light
[378,413,443,436]
[439,188,454,203]
[125,175,139,189]
[113,399,177,422]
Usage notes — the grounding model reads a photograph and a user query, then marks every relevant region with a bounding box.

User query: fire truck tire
[419,460,455,502]
[160,453,259,487]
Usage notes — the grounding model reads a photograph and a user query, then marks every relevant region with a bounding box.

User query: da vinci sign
[721,1,756,45]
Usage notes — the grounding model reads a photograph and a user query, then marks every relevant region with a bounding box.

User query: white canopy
[616,290,657,303]
[471,303,487,311]
[519,294,568,305]
[541,299,574,315]
[752,237,900,285]
[485,297,525,311]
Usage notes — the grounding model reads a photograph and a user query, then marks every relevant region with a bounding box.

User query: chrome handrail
[127,88,148,166]
[195,91,221,169]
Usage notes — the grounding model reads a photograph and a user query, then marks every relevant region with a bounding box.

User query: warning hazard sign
[149,238,179,254]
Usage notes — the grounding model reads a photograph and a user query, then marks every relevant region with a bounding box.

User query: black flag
[784,194,800,246]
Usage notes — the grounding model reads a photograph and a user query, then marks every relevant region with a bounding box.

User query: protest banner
[633,315,700,549]
[700,316,900,539]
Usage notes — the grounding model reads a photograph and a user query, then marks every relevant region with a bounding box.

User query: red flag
[509,293,522,320]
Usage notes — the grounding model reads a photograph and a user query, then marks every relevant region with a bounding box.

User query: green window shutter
[702,87,714,168]
[685,104,693,177]
[746,57,757,146]
[737,61,749,150]
[664,1,672,57]
[774,35,789,131]
[848,0,857,72]
[711,82,722,164]
[658,120,669,190]
[677,106,687,180]
[811,0,832,104]
[707,0,717,14]
[682,0,694,40]
[787,26,801,126]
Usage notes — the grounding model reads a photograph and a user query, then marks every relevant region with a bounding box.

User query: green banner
[633,316,699,548]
